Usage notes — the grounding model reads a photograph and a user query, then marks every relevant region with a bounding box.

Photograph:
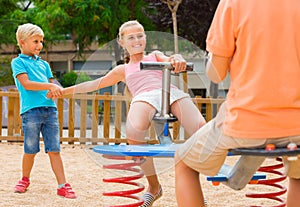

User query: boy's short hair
[16,23,44,47]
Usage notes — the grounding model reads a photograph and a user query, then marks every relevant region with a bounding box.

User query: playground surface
[0,142,287,207]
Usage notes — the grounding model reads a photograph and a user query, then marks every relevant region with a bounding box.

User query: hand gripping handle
[140,61,193,71]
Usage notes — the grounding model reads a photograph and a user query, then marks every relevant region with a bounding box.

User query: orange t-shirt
[206,0,300,138]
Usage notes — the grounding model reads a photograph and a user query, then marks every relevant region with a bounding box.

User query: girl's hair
[16,23,44,48]
[118,20,144,63]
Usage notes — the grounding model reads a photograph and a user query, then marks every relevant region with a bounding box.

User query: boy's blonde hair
[16,23,44,48]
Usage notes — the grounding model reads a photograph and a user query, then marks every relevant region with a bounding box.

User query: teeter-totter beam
[207,145,300,191]
[209,156,266,190]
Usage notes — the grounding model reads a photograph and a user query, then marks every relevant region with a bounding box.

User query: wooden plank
[114,95,122,144]
[68,98,75,137]
[80,98,87,138]
[15,96,22,135]
[92,97,99,139]
[103,92,111,144]
[57,98,64,137]
[7,92,14,136]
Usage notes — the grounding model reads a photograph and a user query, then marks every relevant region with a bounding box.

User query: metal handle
[140,62,193,71]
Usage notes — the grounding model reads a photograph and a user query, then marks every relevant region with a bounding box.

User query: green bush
[61,71,78,87]
[61,71,92,87]
[76,72,92,84]
[0,57,15,87]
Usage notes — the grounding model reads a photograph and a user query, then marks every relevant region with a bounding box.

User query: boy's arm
[153,50,187,73]
[62,65,125,95]
[17,73,62,98]
[206,53,231,83]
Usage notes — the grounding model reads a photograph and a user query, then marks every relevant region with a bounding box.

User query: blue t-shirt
[11,54,56,114]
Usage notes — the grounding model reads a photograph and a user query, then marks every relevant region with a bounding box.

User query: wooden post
[57,98,64,138]
[68,98,75,138]
[80,95,87,139]
[103,92,111,144]
[92,93,99,140]
[114,93,122,144]
[7,89,15,136]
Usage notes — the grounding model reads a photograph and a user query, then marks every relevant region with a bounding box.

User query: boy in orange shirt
[175,0,300,206]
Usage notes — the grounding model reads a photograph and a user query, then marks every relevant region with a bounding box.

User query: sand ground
[0,142,288,207]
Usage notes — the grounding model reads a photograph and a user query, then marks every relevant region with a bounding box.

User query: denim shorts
[21,107,60,154]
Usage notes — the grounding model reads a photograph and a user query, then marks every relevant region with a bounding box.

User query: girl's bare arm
[62,65,125,95]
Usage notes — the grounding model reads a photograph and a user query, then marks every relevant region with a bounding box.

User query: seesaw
[94,143,300,207]
[206,144,300,207]
[93,61,300,207]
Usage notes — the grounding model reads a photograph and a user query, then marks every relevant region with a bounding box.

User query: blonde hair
[16,23,44,48]
[118,20,145,63]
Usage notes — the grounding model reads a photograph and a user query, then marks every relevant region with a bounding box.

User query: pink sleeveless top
[125,53,177,97]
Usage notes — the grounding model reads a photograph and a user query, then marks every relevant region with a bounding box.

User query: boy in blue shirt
[11,23,76,199]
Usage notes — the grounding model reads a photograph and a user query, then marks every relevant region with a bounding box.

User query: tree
[30,0,155,56]
[0,57,15,86]
[144,0,220,51]
[0,0,26,47]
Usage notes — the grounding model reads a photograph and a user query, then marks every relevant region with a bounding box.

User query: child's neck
[21,52,37,59]
[129,53,144,64]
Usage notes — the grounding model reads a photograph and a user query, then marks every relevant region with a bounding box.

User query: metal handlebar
[140,61,194,72]
[140,61,193,118]
[139,61,194,144]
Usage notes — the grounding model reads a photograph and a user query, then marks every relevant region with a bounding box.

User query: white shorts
[176,103,300,178]
[131,88,190,113]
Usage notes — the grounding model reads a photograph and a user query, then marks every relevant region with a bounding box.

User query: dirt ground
[0,142,288,207]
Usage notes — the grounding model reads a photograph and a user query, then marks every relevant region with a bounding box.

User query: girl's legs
[171,97,206,136]
[126,101,161,195]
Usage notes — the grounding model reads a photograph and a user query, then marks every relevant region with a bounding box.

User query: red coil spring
[246,157,287,207]
[102,155,146,207]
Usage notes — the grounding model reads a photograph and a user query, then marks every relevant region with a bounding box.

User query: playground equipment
[94,61,192,206]
[93,61,300,207]
[206,145,300,207]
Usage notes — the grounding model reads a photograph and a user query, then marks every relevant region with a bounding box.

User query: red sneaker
[57,183,76,199]
[14,179,30,193]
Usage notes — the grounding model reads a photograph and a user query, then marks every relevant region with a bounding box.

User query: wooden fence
[0,89,225,144]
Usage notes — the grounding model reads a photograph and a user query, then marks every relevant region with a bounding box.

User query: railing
[0,89,225,144]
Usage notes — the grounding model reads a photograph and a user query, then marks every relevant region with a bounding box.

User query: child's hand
[170,54,187,73]
[46,91,52,99]
[48,84,63,100]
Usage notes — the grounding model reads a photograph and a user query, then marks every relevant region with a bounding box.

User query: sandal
[140,186,163,207]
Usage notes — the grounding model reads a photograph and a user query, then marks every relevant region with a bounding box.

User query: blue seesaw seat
[93,143,181,157]
[93,143,267,187]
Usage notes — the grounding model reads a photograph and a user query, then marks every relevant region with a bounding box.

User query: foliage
[0,0,25,47]
[0,0,220,56]
[61,71,78,87]
[76,72,92,84]
[61,71,92,87]
[0,57,15,87]
[1,0,156,56]
[30,0,155,55]
[144,0,220,51]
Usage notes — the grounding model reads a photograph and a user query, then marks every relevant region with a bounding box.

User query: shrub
[0,57,15,87]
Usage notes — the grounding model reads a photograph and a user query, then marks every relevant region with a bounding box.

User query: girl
[58,20,206,206]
